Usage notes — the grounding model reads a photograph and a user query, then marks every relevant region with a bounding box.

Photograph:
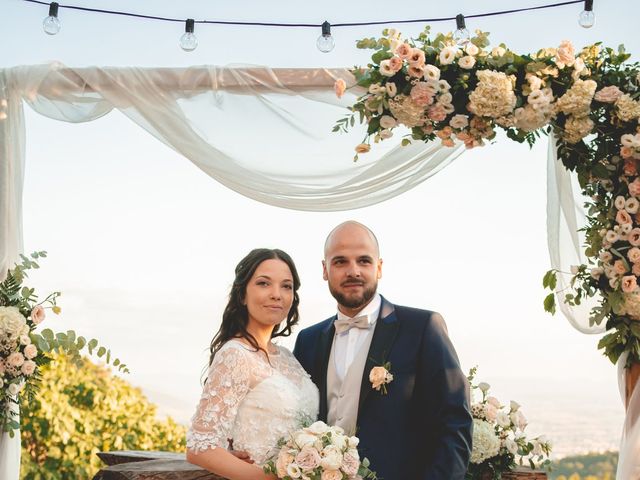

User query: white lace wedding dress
[187,339,319,465]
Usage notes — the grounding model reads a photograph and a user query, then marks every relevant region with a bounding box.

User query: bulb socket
[321,21,331,36]
[48,2,59,18]
[455,14,466,30]
[584,0,594,11]
[185,18,195,33]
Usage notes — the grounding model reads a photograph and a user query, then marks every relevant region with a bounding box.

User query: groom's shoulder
[391,302,448,333]
[298,316,334,338]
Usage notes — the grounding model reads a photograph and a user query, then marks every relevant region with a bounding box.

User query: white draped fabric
[0,63,635,478]
[547,135,638,479]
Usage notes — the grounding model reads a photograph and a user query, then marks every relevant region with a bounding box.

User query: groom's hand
[229,450,254,464]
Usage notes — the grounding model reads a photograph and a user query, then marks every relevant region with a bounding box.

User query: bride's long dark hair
[208,248,301,367]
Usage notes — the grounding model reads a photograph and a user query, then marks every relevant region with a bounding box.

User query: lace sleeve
[186,345,252,453]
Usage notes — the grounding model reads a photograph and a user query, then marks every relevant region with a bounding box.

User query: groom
[294,221,472,480]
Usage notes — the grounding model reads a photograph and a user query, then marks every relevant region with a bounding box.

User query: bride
[186,248,319,479]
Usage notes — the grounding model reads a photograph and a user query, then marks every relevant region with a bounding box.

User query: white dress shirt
[333,293,381,380]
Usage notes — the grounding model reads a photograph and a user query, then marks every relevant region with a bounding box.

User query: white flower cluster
[0,306,39,395]
[469,379,551,470]
[389,94,428,128]
[468,70,517,119]
[514,80,556,132]
[267,421,367,480]
[615,94,640,123]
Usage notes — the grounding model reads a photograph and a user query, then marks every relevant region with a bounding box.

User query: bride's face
[244,259,294,329]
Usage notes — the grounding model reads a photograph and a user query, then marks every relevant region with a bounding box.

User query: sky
[2,0,638,457]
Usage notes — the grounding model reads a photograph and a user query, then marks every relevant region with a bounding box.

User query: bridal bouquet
[466,369,551,480]
[263,420,376,480]
[0,251,127,436]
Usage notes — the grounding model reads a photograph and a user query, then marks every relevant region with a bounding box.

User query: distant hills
[550,451,618,480]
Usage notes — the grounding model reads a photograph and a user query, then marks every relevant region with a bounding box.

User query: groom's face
[323,224,382,316]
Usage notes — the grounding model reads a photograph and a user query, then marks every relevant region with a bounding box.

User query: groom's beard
[329,280,378,310]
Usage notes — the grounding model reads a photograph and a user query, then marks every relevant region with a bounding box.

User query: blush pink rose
[408,48,426,67]
[630,228,640,246]
[295,446,321,472]
[395,42,412,59]
[622,275,639,293]
[629,247,640,264]
[7,352,25,367]
[355,144,370,154]
[341,452,360,477]
[408,65,425,78]
[624,159,638,176]
[629,178,640,197]
[31,305,46,325]
[334,79,346,99]
[410,82,436,106]
[428,103,447,122]
[617,209,633,225]
[633,263,640,276]
[388,56,403,72]
[556,40,575,66]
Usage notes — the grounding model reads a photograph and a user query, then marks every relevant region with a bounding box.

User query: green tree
[20,353,186,479]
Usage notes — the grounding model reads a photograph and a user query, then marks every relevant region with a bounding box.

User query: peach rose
[321,470,342,480]
[629,247,640,264]
[629,178,640,197]
[31,305,46,325]
[633,263,640,276]
[408,65,425,78]
[21,360,36,376]
[276,451,294,478]
[369,366,393,391]
[623,275,639,293]
[622,146,634,159]
[630,228,640,246]
[334,79,346,99]
[409,48,426,67]
[24,343,37,359]
[614,259,628,275]
[395,42,412,59]
[355,144,370,154]
[379,59,396,77]
[617,209,633,225]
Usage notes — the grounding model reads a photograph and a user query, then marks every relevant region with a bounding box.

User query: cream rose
[424,64,440,81]
[320,445,343,470]
[449,114,469,129]
[276,451,295,478]
[286,463,302,479]
[7,352,25,367]
[369,366,393,391]
[8,383,20,396]
[465,43,479,56]
[386,82,397,97]
[21,360,36,376]
[556,40,576,67]
[458,55,476,69]
[294,432,318,448]
[615,195,627,209]
[439,46,458,65]
[321,470,342,480]
[627,197,640,214]
[491,46,506,57]
[379,60,396,77]
[24,343,38,359]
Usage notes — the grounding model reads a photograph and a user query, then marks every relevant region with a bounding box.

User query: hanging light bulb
[578,0,595,28]
[453,14,470,46]
[179,19,198,52]
[42,2,61,35]
[316,21,335,53]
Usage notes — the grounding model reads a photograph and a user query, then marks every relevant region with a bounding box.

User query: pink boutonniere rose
[369,362,393,394]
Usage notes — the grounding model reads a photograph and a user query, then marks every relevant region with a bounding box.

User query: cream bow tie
[334,315,370,334]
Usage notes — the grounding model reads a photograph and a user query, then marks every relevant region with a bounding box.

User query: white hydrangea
[470,419,501,464]
[468,70,517,118]
[620,291,640,320]
[555,79,597,116]
[0,307,28,353]
[615,94,640,122]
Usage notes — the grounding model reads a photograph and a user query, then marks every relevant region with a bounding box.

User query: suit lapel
[314,318,336,422]
[358,297,400,414]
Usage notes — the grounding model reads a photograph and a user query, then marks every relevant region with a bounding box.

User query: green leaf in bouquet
[97,346,106,358]
[543,293,556,314]
[88,338,98,353]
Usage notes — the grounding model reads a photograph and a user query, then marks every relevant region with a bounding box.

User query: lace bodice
[186,340,319,465]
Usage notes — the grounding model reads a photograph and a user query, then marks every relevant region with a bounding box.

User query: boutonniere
[369,362,393,394]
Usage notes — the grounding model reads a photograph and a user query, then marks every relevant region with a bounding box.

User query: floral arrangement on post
[466,368,551,480]
[0,252,127,436]
[263,420,376,480]
[335,26,640,366]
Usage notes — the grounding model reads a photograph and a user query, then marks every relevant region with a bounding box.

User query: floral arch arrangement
[336,27,640,366]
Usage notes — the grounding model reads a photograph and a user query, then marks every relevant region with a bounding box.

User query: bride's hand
[229,449,254,464]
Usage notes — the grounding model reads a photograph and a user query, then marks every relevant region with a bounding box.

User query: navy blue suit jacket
[293,297,472,480]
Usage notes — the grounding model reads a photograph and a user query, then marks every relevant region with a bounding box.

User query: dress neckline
[227,338,281,357]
